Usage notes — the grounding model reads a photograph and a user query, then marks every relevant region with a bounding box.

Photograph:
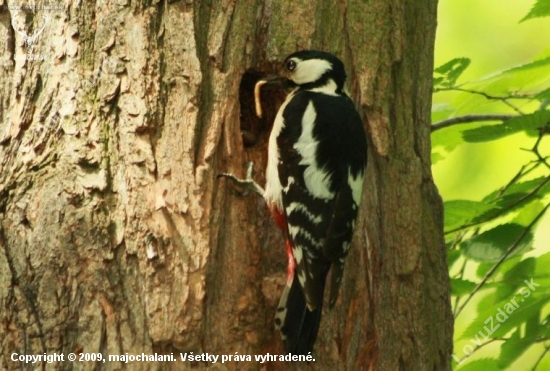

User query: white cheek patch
[292,59,332,85]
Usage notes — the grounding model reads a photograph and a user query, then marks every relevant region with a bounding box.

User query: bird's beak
[258,76,288,88]
[254,76,294,118]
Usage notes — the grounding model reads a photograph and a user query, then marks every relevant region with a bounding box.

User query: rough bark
[0,0,452,370]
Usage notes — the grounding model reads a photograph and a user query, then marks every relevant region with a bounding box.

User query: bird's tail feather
[274,273,324,355]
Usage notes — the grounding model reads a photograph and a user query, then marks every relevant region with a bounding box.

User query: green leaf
[434,58,471,88]
[475,287,500,308]
[500,56,550,74]
[497,328,533,368]
[462,111,550,143]
[502,258,536,281]
[521,0,550,22]
[543,314,550,337]
[460,223,533,262]
[462,295,548,339]
[483,177,550,203]
[461,124,515,143]
[544,314,550,327]
[491,297,546,338]
[431,150,445,164]
[432,102,455,116]
[451,278,477,296]
[444,200,492,232]
[476,183,550,225]
[491,193,531,214]
[535,252,550,277]
[458,57,550,102]
[513,200,547,227]
[448,248,462,267]
[535,87,550,100]
[476,256,523,279]
[433,76,444,86]
[431,123,466,154]
[495,258,536,300]
[456,358,501,371]
[476,261,495,278]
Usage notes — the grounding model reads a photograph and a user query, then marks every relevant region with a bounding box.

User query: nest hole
[238,69,287,147]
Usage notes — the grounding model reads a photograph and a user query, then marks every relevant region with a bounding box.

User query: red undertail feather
[285,239,295,285]
[269,203,322,355]
[269,203,296,285]
[269,203,286,231]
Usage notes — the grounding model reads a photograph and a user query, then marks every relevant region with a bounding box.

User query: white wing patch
[293,102,335,200]
[348,167,364,205]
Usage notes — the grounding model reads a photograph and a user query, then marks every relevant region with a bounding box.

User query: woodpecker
[221,50,367,355]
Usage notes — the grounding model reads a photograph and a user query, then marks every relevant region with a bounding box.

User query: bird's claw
[218,162,265,197]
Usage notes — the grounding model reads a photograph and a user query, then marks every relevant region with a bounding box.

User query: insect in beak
[254,76,291,118]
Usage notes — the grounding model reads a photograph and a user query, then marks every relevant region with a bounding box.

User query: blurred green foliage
[433,1,550,370]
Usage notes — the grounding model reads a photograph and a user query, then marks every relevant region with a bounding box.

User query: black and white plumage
[262,50,367,354]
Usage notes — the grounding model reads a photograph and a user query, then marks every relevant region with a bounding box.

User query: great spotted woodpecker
[221,50,367,355]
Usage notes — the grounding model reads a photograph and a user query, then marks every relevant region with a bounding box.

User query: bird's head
[258,51,347,95]
[280,50,346,93]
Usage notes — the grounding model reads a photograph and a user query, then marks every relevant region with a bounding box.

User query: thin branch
[497,162,540,197]
[446,132,549,233]
[455,203,550,317]
[452,257,469,317]
[432,114,517,132]
[453,87,531,99]
[449,230,465,250]
[446,176,550,234]
[435,86,533,100]
[532,130,550,170]
[532,342,550,371]
[452,338,507,364]
[435,87,529,114]
[472,338,506,353]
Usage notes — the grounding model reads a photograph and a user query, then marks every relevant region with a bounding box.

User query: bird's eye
[285,60,296,71]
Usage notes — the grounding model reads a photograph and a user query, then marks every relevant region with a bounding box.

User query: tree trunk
[0,0,451,370]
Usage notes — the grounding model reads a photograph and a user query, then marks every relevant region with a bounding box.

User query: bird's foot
[218,162,265,197]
